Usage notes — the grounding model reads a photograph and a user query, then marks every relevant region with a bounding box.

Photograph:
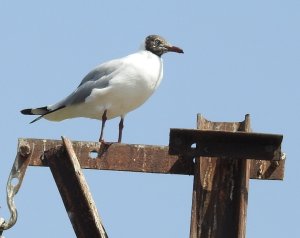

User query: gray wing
[49,59,123,110]
[78,61,117,87]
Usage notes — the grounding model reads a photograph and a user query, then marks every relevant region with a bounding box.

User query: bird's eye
[154,39,161,46]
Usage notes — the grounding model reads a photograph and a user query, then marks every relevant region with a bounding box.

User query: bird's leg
[99,110,107,142]
[118,117,124,143]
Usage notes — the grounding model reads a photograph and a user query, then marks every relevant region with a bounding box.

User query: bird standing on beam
[21,35,184,142]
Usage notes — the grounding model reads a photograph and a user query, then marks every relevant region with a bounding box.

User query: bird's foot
[99,139,114,146]
[97,139,114,157]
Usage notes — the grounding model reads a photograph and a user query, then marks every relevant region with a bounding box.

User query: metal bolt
[19,144,31,157]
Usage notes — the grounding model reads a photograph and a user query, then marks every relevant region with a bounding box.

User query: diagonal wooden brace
[44,136,108,238]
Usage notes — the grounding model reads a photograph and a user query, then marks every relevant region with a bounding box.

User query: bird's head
[144,35,184,57]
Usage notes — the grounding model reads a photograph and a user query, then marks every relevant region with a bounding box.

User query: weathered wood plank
[189,114,251,238]
[44,137,108,238]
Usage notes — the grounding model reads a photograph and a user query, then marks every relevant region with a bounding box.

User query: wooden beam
[44,137,108,238]
[18,138,285,180]
[189,114,251,238]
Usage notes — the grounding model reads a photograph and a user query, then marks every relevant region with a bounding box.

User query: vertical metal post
[190,114,251,238]
[45,137,108,238]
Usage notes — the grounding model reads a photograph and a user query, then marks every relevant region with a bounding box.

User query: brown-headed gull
[21,35,184,142]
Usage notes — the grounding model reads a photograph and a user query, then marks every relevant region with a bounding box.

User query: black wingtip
[21,105,65,123]
[21,108,33,115]
[21,108,44,123]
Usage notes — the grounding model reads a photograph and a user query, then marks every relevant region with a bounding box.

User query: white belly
[84,78,159,119]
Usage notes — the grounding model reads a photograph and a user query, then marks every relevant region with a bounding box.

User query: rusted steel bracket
[169,129,283,160]
[22,139,285,180]
[0,140,32,235]
[43,137,108,238]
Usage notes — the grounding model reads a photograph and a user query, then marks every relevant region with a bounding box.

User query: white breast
[81,50,163,119]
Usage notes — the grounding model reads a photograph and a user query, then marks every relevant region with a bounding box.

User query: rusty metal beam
[169,129,283,160]
[44,137,108,238]
[18,138,285,180]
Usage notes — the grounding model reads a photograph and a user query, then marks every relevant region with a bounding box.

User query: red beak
[166,45,184,54]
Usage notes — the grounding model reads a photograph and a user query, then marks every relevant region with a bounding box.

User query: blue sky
[1,1,299,237]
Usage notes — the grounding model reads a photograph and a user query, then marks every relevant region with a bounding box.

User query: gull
[21,35,184,142]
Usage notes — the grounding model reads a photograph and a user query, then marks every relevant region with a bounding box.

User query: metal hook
[0,140,32,234]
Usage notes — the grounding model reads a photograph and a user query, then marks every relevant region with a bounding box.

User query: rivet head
[19,143,31,157]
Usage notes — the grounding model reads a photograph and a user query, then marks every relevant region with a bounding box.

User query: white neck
[138,41,146,51]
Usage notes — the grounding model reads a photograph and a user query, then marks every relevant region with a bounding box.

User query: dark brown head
[144,35,184,57]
